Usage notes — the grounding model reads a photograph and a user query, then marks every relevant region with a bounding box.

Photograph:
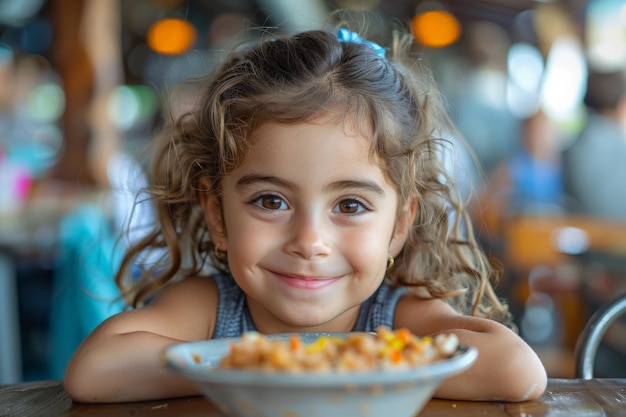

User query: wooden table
[1,378,624,416]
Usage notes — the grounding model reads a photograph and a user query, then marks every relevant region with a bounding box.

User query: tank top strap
[211,272,257,338]
[352,282,407,332]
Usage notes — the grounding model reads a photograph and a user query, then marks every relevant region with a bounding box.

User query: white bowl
[163,332,478,417]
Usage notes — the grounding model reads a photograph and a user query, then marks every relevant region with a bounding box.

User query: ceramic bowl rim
[163,332,478,388]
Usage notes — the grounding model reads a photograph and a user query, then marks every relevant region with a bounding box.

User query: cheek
[222,214,277,263]
[341,226,392,270]
[223,216,254,251]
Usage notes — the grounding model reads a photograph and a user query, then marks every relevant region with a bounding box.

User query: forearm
[433,324,547,401]
[64,331,201,403]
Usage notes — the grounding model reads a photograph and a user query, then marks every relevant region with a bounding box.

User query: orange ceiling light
[412,10,461,48]
[147,18,196,55]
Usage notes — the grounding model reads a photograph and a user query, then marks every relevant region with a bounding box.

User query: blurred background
[0,0,625,384]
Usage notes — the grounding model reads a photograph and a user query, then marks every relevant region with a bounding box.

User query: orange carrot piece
[396,328,411,344]
[289,334,301,351]
[390,348,402,364]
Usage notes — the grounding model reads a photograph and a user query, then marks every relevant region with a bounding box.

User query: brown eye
[262,196,282,209]
[259,195,286,210]
[336,199,361,214]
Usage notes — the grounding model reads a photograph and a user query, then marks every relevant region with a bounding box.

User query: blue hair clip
[336,28,386,58]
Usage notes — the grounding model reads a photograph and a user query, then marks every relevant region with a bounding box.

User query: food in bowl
[219,326,460,372]
[163,329,477,417]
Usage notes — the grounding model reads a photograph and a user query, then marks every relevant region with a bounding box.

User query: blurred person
[562,69,626,220]
[473,109,569,238]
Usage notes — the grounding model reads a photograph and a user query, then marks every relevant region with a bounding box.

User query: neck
[246,296,360,334]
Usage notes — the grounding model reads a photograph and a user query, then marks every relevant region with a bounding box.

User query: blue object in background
[48,204,125,379]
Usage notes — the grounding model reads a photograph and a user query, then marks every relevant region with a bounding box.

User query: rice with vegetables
[219,326,459,372]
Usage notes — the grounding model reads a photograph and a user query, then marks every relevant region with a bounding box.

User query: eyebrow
[328,180,386,197]
[236,174,293,189]
[235,174,386,197]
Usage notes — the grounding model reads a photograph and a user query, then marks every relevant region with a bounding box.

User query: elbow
[64,355,111,403]
[524,363,548,401]
[494,325,548,402]
[64,373,94,403]
[502,350,548,402]
[64,367,99,403]
[506,368,547,402]
[528,374,548,401]
[64,379,90,404]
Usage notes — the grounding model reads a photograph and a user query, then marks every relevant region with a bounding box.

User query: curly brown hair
[115,25,511,326]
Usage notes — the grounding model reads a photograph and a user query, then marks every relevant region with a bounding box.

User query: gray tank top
[211,272,407,338]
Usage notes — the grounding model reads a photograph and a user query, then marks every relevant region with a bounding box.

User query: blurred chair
[501,215,588,350]
[48,204,124,379]
[575,293,626,379]
[496,214,626,377]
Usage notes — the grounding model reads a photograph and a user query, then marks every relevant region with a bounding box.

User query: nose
[284,210,332,260]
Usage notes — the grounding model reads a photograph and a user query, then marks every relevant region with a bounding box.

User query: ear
[198,179,227,249]
[389,196,418,257]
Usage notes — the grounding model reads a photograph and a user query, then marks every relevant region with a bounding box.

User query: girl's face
[201,115,413,334]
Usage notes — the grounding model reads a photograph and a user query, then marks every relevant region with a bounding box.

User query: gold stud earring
[386,253,395,270]
[213,244,228,262]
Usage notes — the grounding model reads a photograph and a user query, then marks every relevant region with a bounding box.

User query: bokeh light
[507,42,545,118]
[107,84,159,130]
[146,18,196,55]
[412,10,461,48]
[25,82,65,123]
[540,36,587,122]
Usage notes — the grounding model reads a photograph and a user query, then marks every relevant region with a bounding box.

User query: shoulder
[154,275,218,304]
[144,275,219,340]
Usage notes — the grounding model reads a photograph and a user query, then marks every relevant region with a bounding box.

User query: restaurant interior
[0,0,625,386]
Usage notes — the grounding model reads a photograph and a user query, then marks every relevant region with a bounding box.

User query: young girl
[64,24,547,403]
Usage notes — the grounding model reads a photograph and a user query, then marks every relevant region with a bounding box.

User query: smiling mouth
[273,273,342,290]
